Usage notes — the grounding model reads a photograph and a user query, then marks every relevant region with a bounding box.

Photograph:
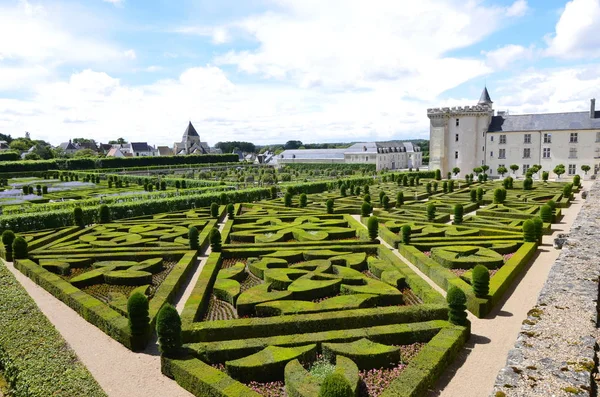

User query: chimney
[591,98,596,118]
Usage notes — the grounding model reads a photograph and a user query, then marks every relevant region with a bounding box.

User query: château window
[499,135,506,144]
[543,148,551,158]
[569,147,577,158]
[455,134,459,142]
[455,151,459,159]
[570,133,578,143]
[524,134,531,144]
[490,136,494,142]
[523,164,530,175]
[490,151,494,157]
[543,133,552,143]
[456,119,460,126]
[568,164,576,175]
[498,149,506,159]
[523,148,531,158]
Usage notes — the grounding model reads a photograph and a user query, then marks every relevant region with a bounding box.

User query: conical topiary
[447,286,468,326]
[472,265,489,298]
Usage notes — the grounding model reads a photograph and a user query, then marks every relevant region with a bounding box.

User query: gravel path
[3,219,227,397]
[355,185,587,396]
[431,183,589,397]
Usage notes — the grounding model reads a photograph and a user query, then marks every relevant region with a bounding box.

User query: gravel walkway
[431,183,589,397]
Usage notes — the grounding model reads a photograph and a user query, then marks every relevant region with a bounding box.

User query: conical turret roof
[182,121,199,138]
[478,86,493,105]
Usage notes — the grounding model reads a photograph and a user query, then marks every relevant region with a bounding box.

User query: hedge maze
[3,165,580,397]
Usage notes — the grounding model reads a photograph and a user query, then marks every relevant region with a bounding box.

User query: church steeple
[478,86,493,106]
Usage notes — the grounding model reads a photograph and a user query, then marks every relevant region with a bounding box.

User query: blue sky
[1,0,599,147]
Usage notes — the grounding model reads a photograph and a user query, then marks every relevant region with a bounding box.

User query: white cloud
[493,64,600,113]
[123,49,136,60]
[506,0,529,17]
[0,1,133,65]
[210,0,524,97]
[103,0,124,6]
[483,44,533,70]
[545,0,600,58]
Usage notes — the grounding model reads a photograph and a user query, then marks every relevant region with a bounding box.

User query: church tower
[427,87,494,177]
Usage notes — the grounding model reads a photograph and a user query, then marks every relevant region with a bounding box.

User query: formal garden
[0,160,580,397]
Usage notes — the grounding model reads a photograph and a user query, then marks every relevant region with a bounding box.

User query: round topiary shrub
[73,207,84,228]
[447,286,468,326]
[355,186,360,196]
[363,185,370,195]
[573,174,581,187]
[12,236,28,260]
[128,291,149,349]
[523,177,533,190]
[453,204,463,225]
[270,186,277,199]
[472,264,490,298]
[522,219,536,242]
[476,187,484,202]
[326,199,334,214]
[318,372,353,397]
[363,194,371,204]
[442,181,448,193]
[340,185,347,197]
[470,189,477,202]
[284,192,293,207]
[562,184,573,200]
[361,202,372,217]
[156,303,182,357]
[532,216,543,243]
[210,228,222,252]
[188,226,199,250]
[427,203,436,222]
[493,188,505,204]
[379,191,385,203]
[367,216,378,240]
[396,191,404,207]
[227,203,235,219]
[435,169,442,180]
[299,193,308,208]
[210,202,219,218]
[401,225,411,245]
[539,205,552,223]
[98,204,110,224]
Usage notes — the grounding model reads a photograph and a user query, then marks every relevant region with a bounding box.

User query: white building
[278,141,422,171]
[428,88,600,178]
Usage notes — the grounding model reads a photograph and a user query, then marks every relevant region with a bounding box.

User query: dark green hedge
[0,154,239,173]
[381,325,468,397]
[0,151,20,162]
[161,355,261,397]
[0,262,106,397]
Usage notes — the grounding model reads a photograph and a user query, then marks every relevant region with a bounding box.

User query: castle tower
[427,87,494,177]
[182,121,201,154]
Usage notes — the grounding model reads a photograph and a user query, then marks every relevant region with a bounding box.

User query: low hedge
[322,338,400,370]
[381,325,468,397]
[189,320,448,364]
[184,305,448,344]
[161,355,261,397]
[0,262,107,397]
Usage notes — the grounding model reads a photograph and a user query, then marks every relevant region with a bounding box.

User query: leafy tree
[73,149,97,158]
[553,164,565,179]
[481,165,489,174]
[497,166,507,177]
[472,167,482,175]
[509,164,519,174]
[452,167,460,176]
[108,138,128,144]
[24,152,40,160]
[542,171,549,181]
[581,165,591,175]
[215,141,256,153]
[284,140,303,150]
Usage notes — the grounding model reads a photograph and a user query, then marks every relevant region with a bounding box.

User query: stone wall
[492,181,599,397]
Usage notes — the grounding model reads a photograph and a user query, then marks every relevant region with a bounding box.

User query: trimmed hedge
[0,262,106,396]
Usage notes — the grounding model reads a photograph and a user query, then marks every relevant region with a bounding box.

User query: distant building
[277,142,422,171]
[106,147,126,158]
[428,87,600,178]
[130,142,157,157]
[157,146,174,156]
[173,122,211,155]
[0,141,10,150]
[58,140,79,155]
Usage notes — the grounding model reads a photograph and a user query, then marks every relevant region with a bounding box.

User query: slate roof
[182,122,199,138]
[479,87,493,105]
[131,142,153,152]
[488,111,600,132]
[157,146,173,156]
[279,149,346,160]
[59,141,78,151]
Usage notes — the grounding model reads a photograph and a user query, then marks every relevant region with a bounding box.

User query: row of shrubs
[0,154,240,173]
[0,262,107,396]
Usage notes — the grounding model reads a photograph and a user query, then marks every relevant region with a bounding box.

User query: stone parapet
[491,181,599,396]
